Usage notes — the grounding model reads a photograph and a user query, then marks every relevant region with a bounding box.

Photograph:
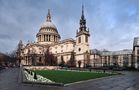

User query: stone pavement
[0,68,139,90]
[70,71,139,90]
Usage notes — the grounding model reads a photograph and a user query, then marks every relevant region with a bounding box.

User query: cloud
[88,0,139,50]
[0,0,139,53]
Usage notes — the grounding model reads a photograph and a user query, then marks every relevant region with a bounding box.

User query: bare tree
[8,50,18,66]
[84,51,91,68]
[67,51,76,67]
[0,52,10,67]
[44,49,57,66]
[59,56,65,67]
[31,53,36,66]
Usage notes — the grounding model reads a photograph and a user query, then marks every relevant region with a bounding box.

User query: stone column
[47,35,49,41]
[37,36,39,42]
[39,35,40,42]
[50,35,51,41]
[110,56,113,66]
[41,35,42,41]
[52,35,54,41]
[51,35,53,42]
[54,35,55,42]
[48,35,50,41]
[50,35,52,41]
[56,36,57,42]
[43,35,45,41]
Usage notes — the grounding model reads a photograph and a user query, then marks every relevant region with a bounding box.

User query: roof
[90,49,132,56]
[102,49,132,56]
[41,21,57,30]
[25,42,49,48]
[52,38,76,45]
[133,37,139,46]
[90,49,101,55]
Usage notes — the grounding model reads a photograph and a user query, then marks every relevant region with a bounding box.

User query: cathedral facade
[18,7,90,67]
[17,7,137,69]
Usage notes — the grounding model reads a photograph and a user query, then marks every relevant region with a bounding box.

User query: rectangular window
[78,37,81,43]
[137,49,139,54]
[39,35,41,41]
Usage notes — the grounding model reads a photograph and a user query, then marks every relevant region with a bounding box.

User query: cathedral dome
[39,9,58,33]
[41,21,57,30]
[36,9,60,45]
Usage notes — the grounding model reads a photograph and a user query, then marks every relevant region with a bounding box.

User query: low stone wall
[23,66,60,70]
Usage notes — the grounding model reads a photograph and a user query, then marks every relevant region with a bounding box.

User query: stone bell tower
[75,5,90,67]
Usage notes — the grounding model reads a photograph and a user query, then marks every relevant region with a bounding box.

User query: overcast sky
[0,0,139,53]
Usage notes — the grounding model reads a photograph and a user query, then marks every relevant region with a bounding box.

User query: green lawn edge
[33,70,116,84]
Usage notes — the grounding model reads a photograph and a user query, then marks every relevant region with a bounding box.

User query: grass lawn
[34,70,115,84]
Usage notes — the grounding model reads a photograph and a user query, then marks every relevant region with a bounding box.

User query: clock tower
[75,5,90,67]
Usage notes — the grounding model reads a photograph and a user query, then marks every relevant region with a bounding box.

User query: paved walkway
[70,71,139,90]
[0,68,139,90]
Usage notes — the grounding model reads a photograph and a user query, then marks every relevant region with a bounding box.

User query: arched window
[78,37,81,43]
[85,36,88,43]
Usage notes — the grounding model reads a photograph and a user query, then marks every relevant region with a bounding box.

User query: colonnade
[37,34,58,42]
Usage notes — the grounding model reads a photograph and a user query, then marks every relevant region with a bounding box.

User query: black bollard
[34,72,37,79]
[103,69,105,73]
[89,68,91,72]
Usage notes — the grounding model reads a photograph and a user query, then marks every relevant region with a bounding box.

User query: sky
[0,0,139,53]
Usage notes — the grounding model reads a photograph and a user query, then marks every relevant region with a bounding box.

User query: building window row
[78,36,88,43]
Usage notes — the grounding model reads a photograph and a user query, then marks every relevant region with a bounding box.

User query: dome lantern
[46,9,51,22]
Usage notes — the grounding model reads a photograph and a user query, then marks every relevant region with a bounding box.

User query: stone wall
[23,66,60,70]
